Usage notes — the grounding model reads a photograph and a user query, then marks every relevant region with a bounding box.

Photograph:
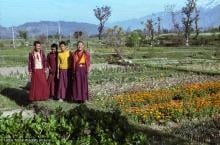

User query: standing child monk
[57,41,72,102]
[28,41,49,101]
[47,43,58,99]
[72,41,90,103]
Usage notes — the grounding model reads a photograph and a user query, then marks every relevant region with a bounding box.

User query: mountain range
[0,0,219,38]
[108,0,220,30]
[0,21,98,38]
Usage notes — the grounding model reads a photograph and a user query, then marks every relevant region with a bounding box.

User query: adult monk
[72,41,90,103]
[47,43,58,99]
[28,41,49,101]
[57,41,72,102]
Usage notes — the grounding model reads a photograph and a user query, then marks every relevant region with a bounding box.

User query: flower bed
[114,82,220,124]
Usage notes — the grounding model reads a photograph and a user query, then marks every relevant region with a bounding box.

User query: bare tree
[38,34,47,44]
[105,25,125,47]
[182,0,196,47]
[93,6,111,40]
[165,5,181,34]
[74,31,83,41]
[157,17,161,35]
[105,28,114,46]
[57,21,61,41]
[126,27,131,34]
[106,26,126,59]
[146,19,155,43]
[11,26,16,48]
[46,26,49,44]
[194,0,200,39]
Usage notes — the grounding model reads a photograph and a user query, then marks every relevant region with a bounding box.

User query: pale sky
[0,0,210,27]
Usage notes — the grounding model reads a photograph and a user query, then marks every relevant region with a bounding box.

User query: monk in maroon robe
[47,43,58,99]
[28,41,49,101]
[72,41,90,103]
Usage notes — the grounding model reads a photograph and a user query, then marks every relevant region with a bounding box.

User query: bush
[158,35,184,47]
[0,42,4,48]
[0,105,148,145]
[214,47,220,58]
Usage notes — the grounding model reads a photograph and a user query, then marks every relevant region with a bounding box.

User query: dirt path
[0,63,123,76]
[89,73,220,97]
[0,66,28,76]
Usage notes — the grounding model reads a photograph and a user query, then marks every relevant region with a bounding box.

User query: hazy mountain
[108,1,220,31]
[197,0,220,9]
[0,26,9,38]
[0,0,219,38]
[0,21,98,38]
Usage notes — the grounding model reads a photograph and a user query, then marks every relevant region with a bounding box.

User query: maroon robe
[72,50,90,101]
[28,50,49,101]
[47,52,58,98]
[57,69,72,100]
[57,51,72,100]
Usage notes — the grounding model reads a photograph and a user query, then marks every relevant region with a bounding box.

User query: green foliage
[173,116,220,144]
[0,42,4,48]
[126,31,142,47]
[18,31,28,40]
[0,105,148,145]
[89,65,175,84]
[104,26,126,47]
[158,34,184,47]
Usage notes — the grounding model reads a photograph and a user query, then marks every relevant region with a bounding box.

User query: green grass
[132,58,220,74]
[0,64,182,111]
[0,45,219,66]
[89,65,178,84]
[0,94,21,111]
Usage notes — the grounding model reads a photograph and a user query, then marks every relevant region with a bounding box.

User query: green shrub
[0,42,4,48]
[0,105,148,145]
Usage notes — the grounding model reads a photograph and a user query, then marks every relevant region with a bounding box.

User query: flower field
[114,82,220,124]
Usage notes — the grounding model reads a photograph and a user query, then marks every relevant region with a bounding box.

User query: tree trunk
[185,34,189,47]
[98,33,101,40]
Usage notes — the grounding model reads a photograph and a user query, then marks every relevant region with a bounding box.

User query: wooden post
[57,21,61,41]
[12,26,15,48]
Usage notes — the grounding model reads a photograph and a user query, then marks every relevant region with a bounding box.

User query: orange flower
[113,81,220,122]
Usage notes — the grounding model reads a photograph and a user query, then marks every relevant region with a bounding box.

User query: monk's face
[35,43,41,52]
[51,48,56,53]
[60,44,66,52]
[77,42,84,51]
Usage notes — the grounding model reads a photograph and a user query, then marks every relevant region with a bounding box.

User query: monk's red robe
[47,52,58,98]
[28,50,49,101]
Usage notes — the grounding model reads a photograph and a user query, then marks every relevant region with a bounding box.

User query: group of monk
[28,40,90,103]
